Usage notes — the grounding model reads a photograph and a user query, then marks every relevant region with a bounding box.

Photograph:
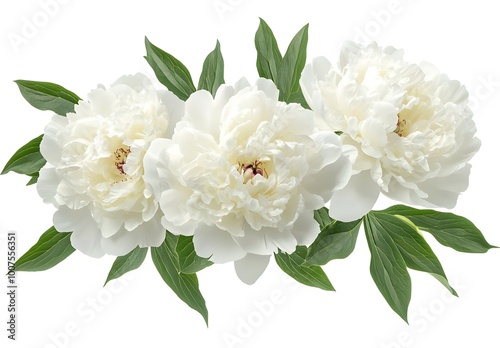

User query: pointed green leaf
[2,135,46,176]
[175,235,213,274]
[313,207,333,230]
[104,247,148,286]
[371,212,457,296]
[382,205,496,253]
[151,232,208,325]
[307,219,362,266]
[198,40,225,96]
[364,213,411,322]
[26,173,39,185]
[288,89,310,109]
[275,246,334,291]
[277,23,309,103]
[15,80,80,115]
[144,37,196,101]
[14,227,75,272]
[255,18,283,83]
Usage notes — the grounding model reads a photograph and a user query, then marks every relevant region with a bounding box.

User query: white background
[1,0,499,347]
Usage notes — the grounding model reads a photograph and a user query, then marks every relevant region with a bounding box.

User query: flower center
[114,146,131,175]
[394,113,407,137]
[238,160,268,184]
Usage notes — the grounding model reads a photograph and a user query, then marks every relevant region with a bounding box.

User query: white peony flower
[143,78,352,284]
[37,73,184,257]
[301,41,481,222]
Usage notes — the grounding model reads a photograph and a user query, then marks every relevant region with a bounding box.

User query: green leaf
[313,207,333,230]
[254,19,309,105]
[307,219,362,266]
[14,227,75,272]
[275,246,334,291]
[288,89,310,109]
[370,212,457,296]
[26,173,39,186]
[382,205,496,253]
[15,80,80,115]
[144,37,196,101]
[198,40,225,96]
[104,247,148,286]
[255,18,283,82]
[277,23,309,103]
[2,135,46,176]
[364,213,411,322]
[175,235,213,274]
[151,232,209,325]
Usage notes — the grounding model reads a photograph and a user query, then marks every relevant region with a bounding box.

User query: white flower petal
[37,168,60,205]
[95,214,123,238]
[255,78,279,100]
[161,90,185,139]
[53,207,104,258]
[193,225,246,263]
[290,211,321,245]
[235,224,297,255]
[101,229,140,256]
[71,229,105,258]
[134,212,166,248]
[185,89,221,139]
[39,115,66,164]
[160,188,198,236]
[302,131,352,203]
[329,171,380,222]
[143,138,172,200]
[300,56,332,114]
[234,254,271,285]
[413,164,472,208]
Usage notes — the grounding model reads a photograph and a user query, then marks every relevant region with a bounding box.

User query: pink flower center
[238,160,268,183]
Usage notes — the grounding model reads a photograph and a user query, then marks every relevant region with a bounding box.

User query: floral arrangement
[3,19,495,325]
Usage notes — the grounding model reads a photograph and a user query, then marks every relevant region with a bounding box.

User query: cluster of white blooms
[38,42,480,283]
[300,41,480,222]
